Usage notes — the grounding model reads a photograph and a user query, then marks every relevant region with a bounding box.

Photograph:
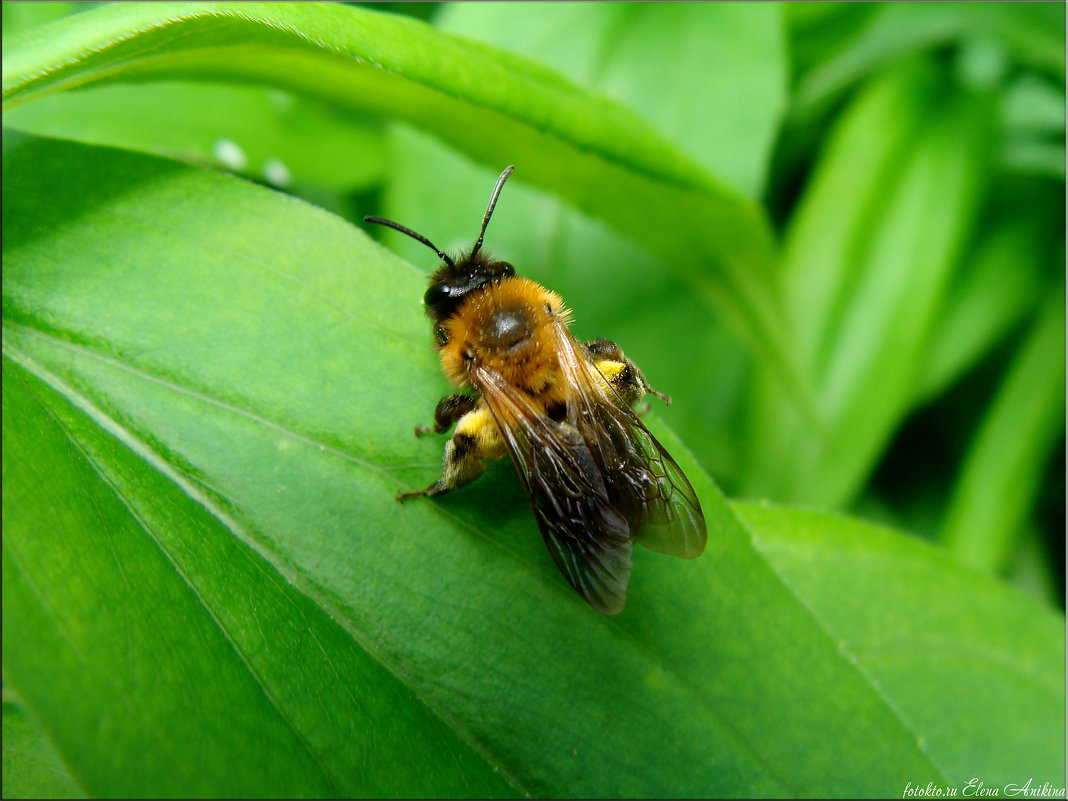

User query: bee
[366,166,706,614]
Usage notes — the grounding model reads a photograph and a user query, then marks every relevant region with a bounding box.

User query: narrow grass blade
[939,285,1066,573]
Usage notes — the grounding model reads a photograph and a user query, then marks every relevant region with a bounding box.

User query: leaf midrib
[748,538,952,783]
[742,503,1066,698]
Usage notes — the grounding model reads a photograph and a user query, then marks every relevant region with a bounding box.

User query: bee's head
[364,165,517,331]
[421,252,515,330]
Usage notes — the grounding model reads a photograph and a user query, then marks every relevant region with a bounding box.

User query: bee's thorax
[438,276,569,403]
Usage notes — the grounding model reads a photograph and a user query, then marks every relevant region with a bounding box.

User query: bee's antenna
[364,215,455,268]
[471,165,514,257]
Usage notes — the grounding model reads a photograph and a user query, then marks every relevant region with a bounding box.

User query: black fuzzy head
[422,251,515,325]
[364,165,517,326]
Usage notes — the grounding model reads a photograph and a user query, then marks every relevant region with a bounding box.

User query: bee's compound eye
[498,262,515,277]
[435,326,449,345]
[424,282,450,307]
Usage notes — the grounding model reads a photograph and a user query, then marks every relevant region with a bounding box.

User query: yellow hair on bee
[593,359,625,384]
[439,276,570,403]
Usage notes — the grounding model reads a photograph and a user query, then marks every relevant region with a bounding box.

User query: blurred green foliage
[2,2,1064,797]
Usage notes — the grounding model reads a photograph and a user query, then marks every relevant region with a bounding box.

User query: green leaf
[792,3,1065,124]
[782,59,938,376]
[2,357,517,798]
[747,60,996,506]
[1000,137,1067,181]
[939,286,1067,573]
[737,500,1065,788]
[434,2,788,199]
[916,219,1045,403]
[748,60,934,499]
[4,133,1063,798]
[800,88,993,506]
[2,685,84,799]
[1007,525,1064,610]
[2,81,385,190]
[1,1,816,419]
[0,1,99,45]
[1001,74,1066,137]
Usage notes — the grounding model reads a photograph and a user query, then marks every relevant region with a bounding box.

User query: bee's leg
[414,393,480,436]
[584,338,671,407]
[398,404,504,502]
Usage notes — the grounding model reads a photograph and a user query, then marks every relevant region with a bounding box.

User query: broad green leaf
[1,0,814,420]
[2,81,385,190]
[2,686,83,799]
[1,137,514,799]
[0,1,98,45]
[737,501,1065,789]
[2,359,515,798]
[4,133,1064,798]
[940,286,1067,573]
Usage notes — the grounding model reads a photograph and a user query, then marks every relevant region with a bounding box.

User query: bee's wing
[552,320,707,560]
[473,364,634,614]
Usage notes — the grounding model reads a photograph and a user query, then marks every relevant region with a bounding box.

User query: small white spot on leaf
[213,138,248,170]
[263,158,292,187]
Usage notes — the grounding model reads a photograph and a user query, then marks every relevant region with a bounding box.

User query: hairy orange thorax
[439,276,569,399]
